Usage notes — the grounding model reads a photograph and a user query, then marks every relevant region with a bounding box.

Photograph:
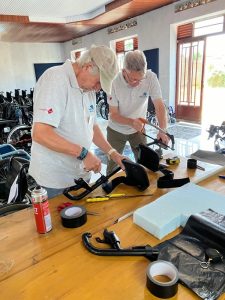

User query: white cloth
[29,60,96,188]
[108,70,162,134]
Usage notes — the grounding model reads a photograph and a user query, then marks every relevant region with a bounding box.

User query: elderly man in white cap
[29,45,123,199]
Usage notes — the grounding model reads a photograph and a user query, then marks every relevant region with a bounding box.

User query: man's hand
[132,118,145,132]
[110,151,126,170]
[157,132,170,145]
[83,151,101,173]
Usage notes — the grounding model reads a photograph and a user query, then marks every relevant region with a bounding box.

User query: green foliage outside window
[208,70,225,88]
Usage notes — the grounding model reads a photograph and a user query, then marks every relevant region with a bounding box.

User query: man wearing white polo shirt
[29,45,124,198]
[107,50,169,174]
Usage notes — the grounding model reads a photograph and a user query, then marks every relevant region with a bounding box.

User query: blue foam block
[133,182,225,239]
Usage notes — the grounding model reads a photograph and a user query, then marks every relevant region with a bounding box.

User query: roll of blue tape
[146,260,179,299]
[60,205,87,228]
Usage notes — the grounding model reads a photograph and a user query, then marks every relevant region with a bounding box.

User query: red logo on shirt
[39,108,53,114]
[47,108,53,114]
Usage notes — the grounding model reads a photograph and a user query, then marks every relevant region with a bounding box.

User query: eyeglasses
[123,69,146,84]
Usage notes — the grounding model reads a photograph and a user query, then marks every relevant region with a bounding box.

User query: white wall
[63,0,225,107]
[0,42,65,94]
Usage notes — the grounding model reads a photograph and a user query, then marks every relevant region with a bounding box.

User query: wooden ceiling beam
[0,14,29,23]
[106,0,133,12]
[0,0,177,43]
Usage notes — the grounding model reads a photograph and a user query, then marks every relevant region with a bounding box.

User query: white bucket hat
[90,45,119,94]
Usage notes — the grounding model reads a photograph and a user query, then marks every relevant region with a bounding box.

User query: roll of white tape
[146,260,179,298]
[60,205,87,228]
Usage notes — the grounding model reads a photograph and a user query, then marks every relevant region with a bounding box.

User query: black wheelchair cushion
[138,144,160,172]
[102,158,149,193]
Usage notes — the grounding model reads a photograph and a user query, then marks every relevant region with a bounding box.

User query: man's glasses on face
[123,69,146,84]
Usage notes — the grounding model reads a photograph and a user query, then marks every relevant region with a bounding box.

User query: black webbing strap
[157,167,190,188]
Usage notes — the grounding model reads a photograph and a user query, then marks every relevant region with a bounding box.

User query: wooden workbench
[0,157,225,299]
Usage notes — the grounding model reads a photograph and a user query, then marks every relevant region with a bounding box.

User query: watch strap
[77,147,88,160]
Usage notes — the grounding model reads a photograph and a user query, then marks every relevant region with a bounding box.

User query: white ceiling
[0,0,114,23]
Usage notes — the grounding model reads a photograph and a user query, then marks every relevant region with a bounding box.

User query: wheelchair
[0,156,36,216]
[207,121,225,154]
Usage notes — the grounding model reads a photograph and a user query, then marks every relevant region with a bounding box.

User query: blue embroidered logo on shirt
[139,92,148,98]
[89,105,94,112]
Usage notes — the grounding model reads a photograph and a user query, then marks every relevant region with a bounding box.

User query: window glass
[194,16,224,37]
[117,53,125,71]
[124,38,134,51]
[115,36,138,70]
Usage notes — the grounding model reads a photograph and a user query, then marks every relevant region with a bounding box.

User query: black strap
[157,176,190,188]
[157,166,190,188]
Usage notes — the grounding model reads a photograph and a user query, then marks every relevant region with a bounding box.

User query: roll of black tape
[187,158,197,169]
[146,260,179,299]
[60,205,87,228]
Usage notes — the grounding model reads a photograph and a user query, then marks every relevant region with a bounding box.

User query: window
[70,48,86,62]
[117,53,125,70]
[177,15,225,40]
[124,38,134,51]
[194,16,224,37]
[115,37,138,70]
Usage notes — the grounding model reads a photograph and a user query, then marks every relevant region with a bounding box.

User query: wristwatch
[77,147,88,160]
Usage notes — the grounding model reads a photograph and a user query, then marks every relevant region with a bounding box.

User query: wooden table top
[1,157,225,300]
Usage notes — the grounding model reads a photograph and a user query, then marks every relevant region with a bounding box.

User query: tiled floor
[91,117,216,161]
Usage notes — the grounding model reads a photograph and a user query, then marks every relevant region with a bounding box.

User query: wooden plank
[0,14,29,23]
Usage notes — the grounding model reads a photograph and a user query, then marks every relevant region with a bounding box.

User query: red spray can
[31,186,52,234]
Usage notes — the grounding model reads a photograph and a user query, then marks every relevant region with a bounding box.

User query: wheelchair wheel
[6,125,32,152]
[0,157,34,205]
[96,99,109,120]
[96,98,104,118]
[0,158,10,199]
[99,101,109,120]
[150,115,158,126]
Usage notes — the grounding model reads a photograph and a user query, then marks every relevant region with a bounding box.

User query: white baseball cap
[90,45,119,94]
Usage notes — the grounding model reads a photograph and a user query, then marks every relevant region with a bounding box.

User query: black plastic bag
[157,209,225,300]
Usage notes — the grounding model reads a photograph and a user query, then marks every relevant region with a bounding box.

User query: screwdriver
[86,193,153,202]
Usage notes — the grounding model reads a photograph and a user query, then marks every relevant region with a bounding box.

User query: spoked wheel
[97,99,109,120]
[99,101,109,120]
[0,157,35,207]
[7,125,32,153]
[96,99,104,118]
[150,115,158,126]
[0,158,10,199]
[215,138,225,153]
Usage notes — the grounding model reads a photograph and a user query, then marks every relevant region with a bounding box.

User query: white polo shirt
[108,70,162,134]
[29,60,96,188]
